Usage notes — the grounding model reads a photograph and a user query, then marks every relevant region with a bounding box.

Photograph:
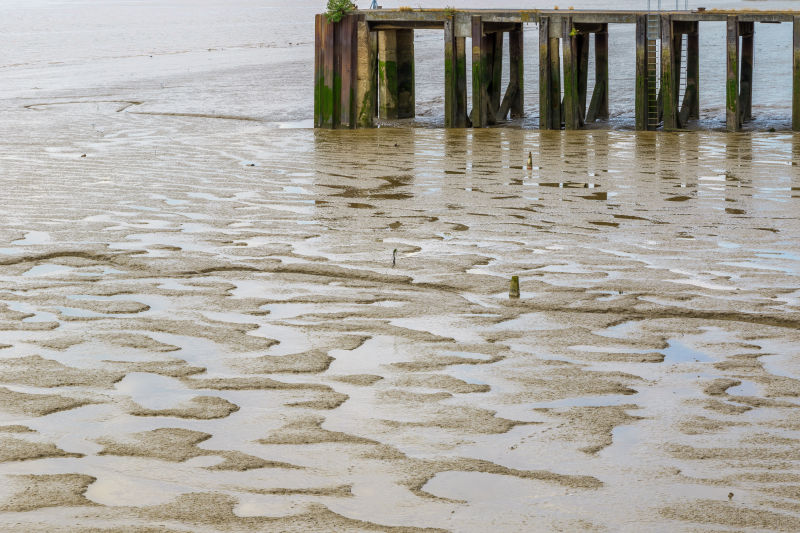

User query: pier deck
[313,9,800,131]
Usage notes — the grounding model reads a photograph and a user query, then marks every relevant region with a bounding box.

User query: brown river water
[1,0,800,531]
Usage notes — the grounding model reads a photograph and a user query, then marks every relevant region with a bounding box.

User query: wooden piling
[490,32,504,115]
[794,16,800,131]
[509,276,520,299]
[577,33,590,120]
[509,25,524,118]
[685,23,699,121]
[356,15,376,128]
[661,15,678,131]
[539,17,553,129]
[338,15,357,128]
[472,16,487,128]
[635,15,648,131]
[740,22,754,122]
[445,17,456,127]
[562,18,581,130]
[587,26,609,122]
[378,30,399,119]
[726,16,740,132]
[316,15,337,128]
[396,29,415,118]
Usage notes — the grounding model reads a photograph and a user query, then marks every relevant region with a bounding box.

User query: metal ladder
[646,13,660,129]
[679,34,687,106]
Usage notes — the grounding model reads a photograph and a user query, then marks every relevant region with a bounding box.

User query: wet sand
[2,100,800,531]
[2,0,800,531]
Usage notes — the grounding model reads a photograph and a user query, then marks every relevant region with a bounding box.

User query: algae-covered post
[726,15,740,132]
[795,16,800,131]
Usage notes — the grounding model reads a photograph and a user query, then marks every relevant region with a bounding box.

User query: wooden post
[490,32,504,114]
[444,16,456,127]
[314,15,324,128]
[726,16,740,132]
[472,16,487,127]
[539,17,552,129]
[635,15,648,130]
[740,22,754,122]
[378,30,399,119]
[356,16,376,128]
[563,17,580,130]
[550,22,562,129]
[396,29,415,118]
[661,15,678,130]
[686,23,699,120]
[482,32,498,124]
[588,26,609,121]
[577,33,590,120]
[337,15,357,128]
[509,25,524,118]
[444,18,468,127]
[794,16,800,131]
[316,15,337,128]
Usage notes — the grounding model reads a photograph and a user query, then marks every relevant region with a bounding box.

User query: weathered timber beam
[338,15,357,128]
[686,23,699,120]
[794,16,800,131]
[587,26,609,123]
[378,30,399,119]
[740,21,754,122]
[577,33,590,120]
[471,16,487,127]
[356,15,376,127]
[539,17,553,129]
[396,29,415,118]
[726,16,740,132]
[370,22,443,31]
[490,32,503,115]
[562,16,582,130]
[661,15,678,130]
[445,16,468,127]
[634,15,649,130]
[509,25,524,118]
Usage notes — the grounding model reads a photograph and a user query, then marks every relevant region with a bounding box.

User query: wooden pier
[314,9,800,131]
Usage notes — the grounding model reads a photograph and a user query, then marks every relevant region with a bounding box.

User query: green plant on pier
[325,0,356,23]
[569,26,578,37]
[445,6,457,17]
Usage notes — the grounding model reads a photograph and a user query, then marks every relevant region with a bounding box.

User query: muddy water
[2,0,800,531]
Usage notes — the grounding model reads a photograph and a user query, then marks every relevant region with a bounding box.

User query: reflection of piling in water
[315,9,800,132]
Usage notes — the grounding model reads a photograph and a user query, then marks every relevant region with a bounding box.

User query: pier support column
[635,15,649,130]
[315,14,360,128]
[562,17,581,130]
[539,17,562,130]
[794,16,800,131]
[508,25,525,118]
[356,16,376,127]
[685,23,700,121]
[471,16,487,127]
[587,25,609,122]
[490,31,504,115]
[740,22,754,122]
[661,15,679,131]
[378,29,414,119]
[444,16,467,127]
[726,16,740,132]
[471,18,504,127]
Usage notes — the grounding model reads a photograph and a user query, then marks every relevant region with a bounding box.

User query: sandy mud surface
[1,100,799,531]
[2,0,800,529]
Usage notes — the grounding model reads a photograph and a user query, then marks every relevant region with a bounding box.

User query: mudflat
[2,0,800,530]
[1,107,800,530]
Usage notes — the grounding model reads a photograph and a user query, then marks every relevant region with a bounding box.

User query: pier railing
[314,9,800,131]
